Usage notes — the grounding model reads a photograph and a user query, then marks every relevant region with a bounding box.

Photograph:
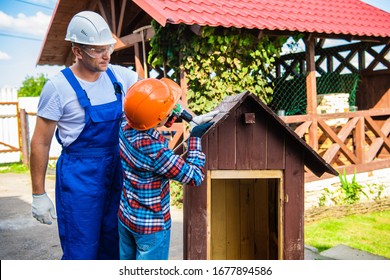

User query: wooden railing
[280,109,390,181]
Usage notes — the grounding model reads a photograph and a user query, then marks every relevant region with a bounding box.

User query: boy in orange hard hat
[118,78,218,260]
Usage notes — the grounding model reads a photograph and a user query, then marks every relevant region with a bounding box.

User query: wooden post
[19,109,29,166]
[134,42,145,79]
[305,36,317,115]
[305,36,318,151]
[179,56,190,145]
[355,116,365,164]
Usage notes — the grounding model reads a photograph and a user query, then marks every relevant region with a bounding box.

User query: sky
[0,0,390,89]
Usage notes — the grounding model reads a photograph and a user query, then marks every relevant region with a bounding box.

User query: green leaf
[148,24,285,114]
[18,74,48,97]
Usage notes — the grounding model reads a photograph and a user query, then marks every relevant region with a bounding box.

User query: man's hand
[190,110,219,131]
[32,193,57,225]
[190,122,214,138]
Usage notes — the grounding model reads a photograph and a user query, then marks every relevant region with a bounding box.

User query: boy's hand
[190,110,219,130]
[190,122,214,138]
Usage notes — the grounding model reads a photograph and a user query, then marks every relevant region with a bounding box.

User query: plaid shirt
[118,118,206,234]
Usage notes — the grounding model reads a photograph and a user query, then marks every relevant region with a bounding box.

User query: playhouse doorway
[207,170,283,260]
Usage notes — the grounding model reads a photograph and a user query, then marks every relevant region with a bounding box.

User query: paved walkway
[0,172,183,260]
[0,172,387,260]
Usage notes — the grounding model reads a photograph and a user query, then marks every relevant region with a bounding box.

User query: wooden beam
[282,109,390,125]
[308,114,318,151]
[158,123,185,150]
[134,42,144,78]
[110,0,117,35]
[365,44,390,71]
[365,116,390,146]
[206,170,212,260]
[210,170,283,179]
[304,36,317,115]
[64,48,74,67]
[355,116,366,164]
[333,50,359,73]
[117,0,126,36]
[294,121,312,138]
[317,119,359,163]
[321,117,359,163]
[190,24,202,36]
[365,116,390,158]
[87,0,99,10]
[19,109,29,166]
[113,27,154,51]
[97,1,108,22]
[305,159,390,182]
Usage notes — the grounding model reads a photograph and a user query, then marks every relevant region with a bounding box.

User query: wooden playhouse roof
[203,91,338,177]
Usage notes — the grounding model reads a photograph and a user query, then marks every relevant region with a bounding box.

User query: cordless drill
[172,104,195,124]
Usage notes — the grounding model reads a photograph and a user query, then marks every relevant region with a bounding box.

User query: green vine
[148,21,287,114]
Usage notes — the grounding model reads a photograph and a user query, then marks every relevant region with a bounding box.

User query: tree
[18,74,47,97]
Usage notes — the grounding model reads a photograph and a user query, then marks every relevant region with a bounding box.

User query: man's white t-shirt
[37,64,138,147]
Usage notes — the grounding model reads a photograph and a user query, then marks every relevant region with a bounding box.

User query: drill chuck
[173,104,193,123]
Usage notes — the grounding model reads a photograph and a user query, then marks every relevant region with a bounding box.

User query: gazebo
[38,0,390,178]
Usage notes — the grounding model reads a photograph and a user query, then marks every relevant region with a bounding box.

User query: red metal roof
[133,0,390,38]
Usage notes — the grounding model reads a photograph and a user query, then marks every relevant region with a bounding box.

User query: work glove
[189,110,219,131]
[32,193,57,225]
[190,122,214,138]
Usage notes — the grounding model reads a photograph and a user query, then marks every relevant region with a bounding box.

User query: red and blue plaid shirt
[118,118,205,234]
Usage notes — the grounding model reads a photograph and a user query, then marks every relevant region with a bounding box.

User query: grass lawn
[305,210,390,259]
[2,163,389,259]
[0,162,29,173]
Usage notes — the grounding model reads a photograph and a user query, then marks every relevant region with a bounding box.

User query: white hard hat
[65,11,116,46]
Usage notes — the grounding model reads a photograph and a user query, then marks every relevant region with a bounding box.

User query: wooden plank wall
[283,141,305,259]
[358,71,390,109]
[207,98,285,170]
[210,178,275,260]
[184,97,305,259]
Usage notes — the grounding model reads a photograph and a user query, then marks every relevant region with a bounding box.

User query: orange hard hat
[123,78,182,130]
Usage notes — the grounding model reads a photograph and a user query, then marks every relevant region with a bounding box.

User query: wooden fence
[0,92,61,165]
[280,109,390,181]
[0,88,21,164]
[2,89,389,182]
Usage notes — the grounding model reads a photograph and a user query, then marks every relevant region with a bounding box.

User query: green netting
[269,73,360,116]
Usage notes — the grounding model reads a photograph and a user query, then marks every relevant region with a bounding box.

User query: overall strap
[106,67,123,101]
[61,68,90,108]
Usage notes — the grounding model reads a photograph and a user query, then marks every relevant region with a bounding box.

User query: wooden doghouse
[183,91,337,260]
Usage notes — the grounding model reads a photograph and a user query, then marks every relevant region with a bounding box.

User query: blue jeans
[118,221,171,260]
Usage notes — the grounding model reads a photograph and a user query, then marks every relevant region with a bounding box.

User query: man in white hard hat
[30,11,139,260]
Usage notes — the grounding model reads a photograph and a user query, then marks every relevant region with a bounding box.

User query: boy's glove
[190,110,219,130]
[190,122,214,138]
[32,193,57,225]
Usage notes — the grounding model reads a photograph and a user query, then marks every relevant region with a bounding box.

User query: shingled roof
[202,91,338,177]
[133,0,390,38]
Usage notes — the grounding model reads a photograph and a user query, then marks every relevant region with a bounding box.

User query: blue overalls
[55,67,123,259]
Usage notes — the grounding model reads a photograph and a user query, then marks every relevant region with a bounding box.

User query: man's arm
[30,116,57,195]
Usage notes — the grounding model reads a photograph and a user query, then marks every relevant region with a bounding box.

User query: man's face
[76,44,114,72]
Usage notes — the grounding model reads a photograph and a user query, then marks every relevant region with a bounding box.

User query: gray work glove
[189,110,220,131]
[32,193,57,225]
